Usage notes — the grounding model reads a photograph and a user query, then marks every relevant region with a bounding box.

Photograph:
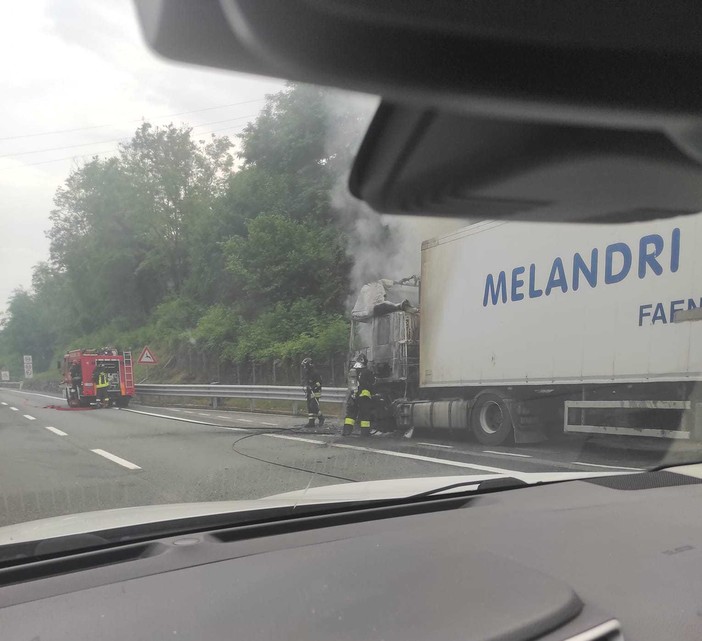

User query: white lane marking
[483,450,532,458]
[198,413,210,416]
[10,407,18,411]
[417,442,454,449]
[4,390,64,400]
[572,461,642,471]
[91,449,141,470]
[270,434,325,445]
[120,407,247,431]
[45,426,67,436]
[1,402,7,406]
[22,415,36,421]
[216,413,274,425]
[269,434,519,476]
[170,408,182,412]
[331,442,519,475]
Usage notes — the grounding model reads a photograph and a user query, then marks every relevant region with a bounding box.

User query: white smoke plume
[324,91,468,304]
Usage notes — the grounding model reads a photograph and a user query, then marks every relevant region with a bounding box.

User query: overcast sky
[0,0,285,314]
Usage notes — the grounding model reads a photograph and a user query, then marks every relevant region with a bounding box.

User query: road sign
[137,346,158,365]
[23,355,33,379]
[1,370,9,381]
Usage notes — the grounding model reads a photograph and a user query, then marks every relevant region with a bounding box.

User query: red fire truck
[62,348,135,408]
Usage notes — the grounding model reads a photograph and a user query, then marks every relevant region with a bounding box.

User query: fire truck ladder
[123,351,134,392]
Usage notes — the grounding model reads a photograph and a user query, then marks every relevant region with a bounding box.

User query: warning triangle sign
[137,346,158,365]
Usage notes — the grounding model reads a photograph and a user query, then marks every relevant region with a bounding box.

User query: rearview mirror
[134,0,702,223]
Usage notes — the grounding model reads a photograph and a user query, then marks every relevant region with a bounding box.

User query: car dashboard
[1,468,701,640]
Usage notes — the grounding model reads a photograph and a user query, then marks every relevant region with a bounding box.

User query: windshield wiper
[408,476,529,499]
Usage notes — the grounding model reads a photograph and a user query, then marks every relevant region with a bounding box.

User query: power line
[0,114,259,159]
[0,98,266,142]
[0,120,253,172]
[0,151,113,172]
[190,115,257,130]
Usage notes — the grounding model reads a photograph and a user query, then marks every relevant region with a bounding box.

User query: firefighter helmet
[301,357,313,369]
[356,353,368,366]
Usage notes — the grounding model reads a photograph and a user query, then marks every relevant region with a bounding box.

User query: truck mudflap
[505,398,548,445]
[511,398,548,444]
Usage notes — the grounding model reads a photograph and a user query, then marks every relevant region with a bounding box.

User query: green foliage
[0,289,55,372]
[0,83,370,379]
[193,305,241,357]
[239,84,328,177]
[233,299,348,363]
[224,213,350,312]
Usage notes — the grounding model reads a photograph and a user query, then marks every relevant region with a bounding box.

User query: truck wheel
[471,393,514,445]
[66,390,78,408]
[115,397,130,408]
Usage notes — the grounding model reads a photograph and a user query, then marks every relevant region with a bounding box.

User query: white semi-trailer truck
[349,214,702,444]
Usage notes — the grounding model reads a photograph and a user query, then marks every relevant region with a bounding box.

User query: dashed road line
[4,390,64,400]
[417,442,454,449]
[483,450,532,458]
[198,413,210,417]
[260,421,278,426]
[91,449,141,470]
[45,426,67,436]
[236,418,253,423]
[22,415,36,421]
[572,461,642,471]
[10,407,18,411]
[1,402,7,406]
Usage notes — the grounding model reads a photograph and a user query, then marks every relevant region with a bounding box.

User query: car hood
[0,470,627,547]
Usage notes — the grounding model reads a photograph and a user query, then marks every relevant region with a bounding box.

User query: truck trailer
[62,348,135,408]
[350,214,702,444]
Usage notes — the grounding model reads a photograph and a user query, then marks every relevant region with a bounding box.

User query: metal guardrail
[0,381,21,388]
[135,384,349,405]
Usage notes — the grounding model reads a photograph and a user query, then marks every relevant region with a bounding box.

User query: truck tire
[66,390,78,408]
[470,392,514,445]
[115,397,130,408]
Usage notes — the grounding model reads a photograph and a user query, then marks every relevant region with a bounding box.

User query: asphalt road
[0,387,698,528]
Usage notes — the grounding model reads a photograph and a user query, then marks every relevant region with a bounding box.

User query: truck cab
[348,279,420,429]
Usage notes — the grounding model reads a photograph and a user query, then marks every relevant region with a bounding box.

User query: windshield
[1,1,701,541]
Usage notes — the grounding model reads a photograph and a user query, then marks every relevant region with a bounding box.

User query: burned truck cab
[348,279,420,428]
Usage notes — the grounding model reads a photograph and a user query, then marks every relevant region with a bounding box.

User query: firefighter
[301,358,325,427]
[93,366,110,407]
[343,354,376,437]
